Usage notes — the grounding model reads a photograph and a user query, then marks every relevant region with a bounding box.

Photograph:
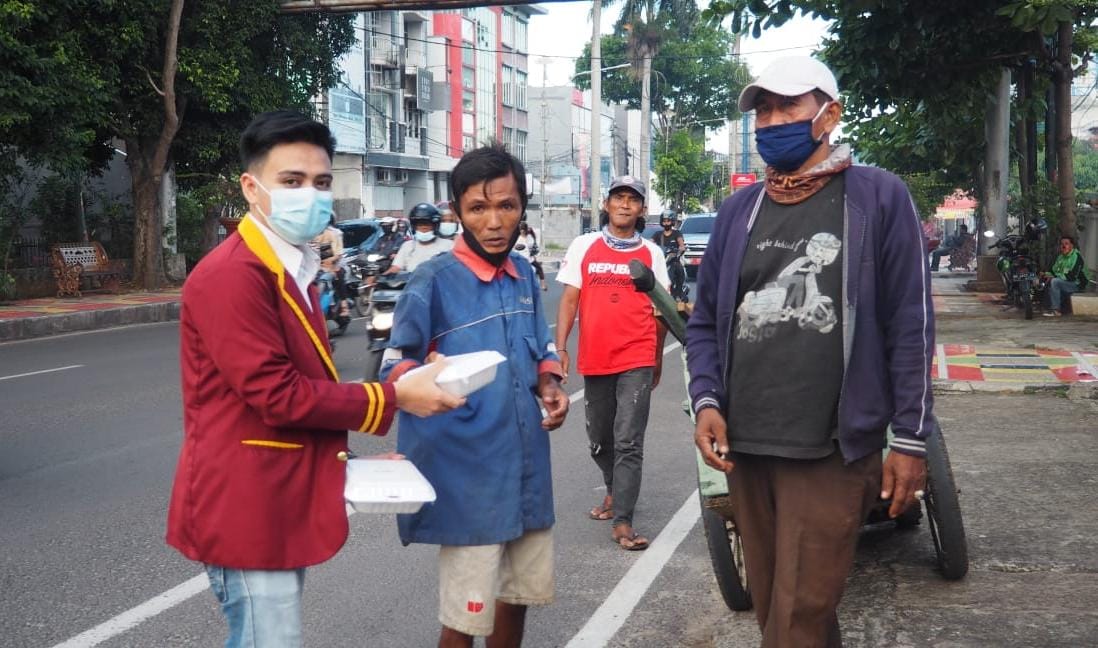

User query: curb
[0,302,181,343]
[933,380,1093,395]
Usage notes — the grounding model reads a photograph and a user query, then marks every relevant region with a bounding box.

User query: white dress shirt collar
[250,216,319,311]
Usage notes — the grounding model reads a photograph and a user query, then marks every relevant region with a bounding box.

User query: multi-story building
[326,6,542,220]
[527,86,616,239]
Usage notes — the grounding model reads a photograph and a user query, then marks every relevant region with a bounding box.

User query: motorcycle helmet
[660,210,676,228]
[379,216,396,233]
[408,203,441,230]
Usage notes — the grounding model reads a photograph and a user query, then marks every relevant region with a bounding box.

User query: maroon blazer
[166,218,395,569]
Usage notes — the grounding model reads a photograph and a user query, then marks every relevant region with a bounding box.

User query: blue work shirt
[380,236,561,546]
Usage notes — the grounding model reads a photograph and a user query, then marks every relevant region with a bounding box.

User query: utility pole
[590,0,602,222]
[540,58,549,243]
[984,68,1011,248]
[728,34,740,182]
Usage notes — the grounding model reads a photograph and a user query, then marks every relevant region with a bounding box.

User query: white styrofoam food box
[397,350,507,397]
[344,459,437,514]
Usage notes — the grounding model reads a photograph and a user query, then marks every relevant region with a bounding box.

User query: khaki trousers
[728,449,881,648]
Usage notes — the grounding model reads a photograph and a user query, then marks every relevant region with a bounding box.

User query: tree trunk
[127,145,165,289]
[1016,65,1030,221]
[1054,20,1076,237]
[639,53,652,198]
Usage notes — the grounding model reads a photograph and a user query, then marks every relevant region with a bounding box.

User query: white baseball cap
[737,56,839,112]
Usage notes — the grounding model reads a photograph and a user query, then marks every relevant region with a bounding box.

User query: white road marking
[0,364,84,381]
[48,341,688,647]
[936,344,948,380]
[49,575,208,648]
[565,490,701,647]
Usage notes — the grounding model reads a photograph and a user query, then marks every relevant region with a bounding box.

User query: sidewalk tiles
[0,290,181,320]
[932,344,1098,383]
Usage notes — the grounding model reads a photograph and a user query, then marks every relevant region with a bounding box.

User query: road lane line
[49,575,208,648]
[49,340,686,647]
[0,364,84,381]
[936,344,948,380]
[565,489,700,647]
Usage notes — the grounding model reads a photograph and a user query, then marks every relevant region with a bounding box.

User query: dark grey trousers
[583,367,654,528]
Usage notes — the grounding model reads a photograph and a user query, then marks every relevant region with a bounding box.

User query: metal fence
[9,236,51,268]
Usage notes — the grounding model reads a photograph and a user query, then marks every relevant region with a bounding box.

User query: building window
[515,19,528,53]
[461,18,474,43]
[502,65,513,107]
[516,71,527,110]
[462,112,475,134]
[463,134,476,151]
[501,11,515,47]
[515,131,527,162]
[462,66,475,90]
[462,89,475,113]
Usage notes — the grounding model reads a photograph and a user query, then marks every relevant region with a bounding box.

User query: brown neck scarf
[765,144,853,205]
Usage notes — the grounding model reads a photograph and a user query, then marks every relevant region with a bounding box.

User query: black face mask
[461,224,521,267]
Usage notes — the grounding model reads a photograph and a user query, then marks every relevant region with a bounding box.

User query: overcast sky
[526,2,830,154]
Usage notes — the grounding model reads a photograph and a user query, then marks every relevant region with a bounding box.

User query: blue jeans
[205,564,306,648]
[1048,277,1081,311]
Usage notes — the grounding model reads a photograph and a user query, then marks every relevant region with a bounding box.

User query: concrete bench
[1065,291,1098,317]
[50,242,123,297]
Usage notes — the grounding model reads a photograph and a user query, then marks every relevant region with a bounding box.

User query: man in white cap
[686,57,935,646]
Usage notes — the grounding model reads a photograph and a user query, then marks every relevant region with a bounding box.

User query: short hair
[239,110,336,171]
[1061,235,1077,246]
[450,143,528,216]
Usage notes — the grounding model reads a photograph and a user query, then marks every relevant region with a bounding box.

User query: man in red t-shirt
[555,175,670,551]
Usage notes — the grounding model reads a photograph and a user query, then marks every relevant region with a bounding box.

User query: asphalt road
[0,278,705,648]
[3,276,1097,647]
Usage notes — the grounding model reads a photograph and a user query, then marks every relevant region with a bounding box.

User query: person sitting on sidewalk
[929,224,970,271]
[1042,235,1090,317]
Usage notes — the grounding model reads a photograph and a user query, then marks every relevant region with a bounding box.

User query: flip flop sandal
[613,531,650,551]
[589,504,614,520]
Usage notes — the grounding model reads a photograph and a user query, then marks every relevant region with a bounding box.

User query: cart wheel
[1021,288,1033,320]
[925,431,969,580]
[700,499,752,611]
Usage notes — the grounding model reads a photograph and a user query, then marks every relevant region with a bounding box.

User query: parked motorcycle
[316,244,352,336]
[361,271,410,381]
[985,218,1047,320]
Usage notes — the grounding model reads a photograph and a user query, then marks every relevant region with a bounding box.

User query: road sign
[731,173,757,190]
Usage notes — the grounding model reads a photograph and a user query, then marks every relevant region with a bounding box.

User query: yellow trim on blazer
[237,215,340,381]
[241,439,304,450]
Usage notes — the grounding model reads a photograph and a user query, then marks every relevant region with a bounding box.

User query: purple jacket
[686,166,935,461]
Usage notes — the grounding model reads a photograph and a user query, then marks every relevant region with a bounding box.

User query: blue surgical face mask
[414,230,436,243]
[438,222,459,237]
[755,101,831,172]
[254,180,333,246]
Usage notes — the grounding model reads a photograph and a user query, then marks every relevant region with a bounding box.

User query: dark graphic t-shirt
[727,175,845,459]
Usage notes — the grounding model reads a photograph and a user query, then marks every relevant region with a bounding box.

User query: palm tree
[606,0,697,198]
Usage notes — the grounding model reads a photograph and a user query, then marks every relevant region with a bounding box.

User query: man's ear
[240,172,261,207]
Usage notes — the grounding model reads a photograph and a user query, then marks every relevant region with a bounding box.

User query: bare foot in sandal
[589,495,613,520]
[612,524,649,551]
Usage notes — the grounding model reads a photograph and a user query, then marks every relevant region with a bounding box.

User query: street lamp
[570,62,631,80]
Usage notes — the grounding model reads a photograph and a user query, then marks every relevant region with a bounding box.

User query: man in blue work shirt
[381,144,569,648]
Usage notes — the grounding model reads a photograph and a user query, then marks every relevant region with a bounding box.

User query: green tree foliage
[574,22,750,128]
[0,1,354,285]
[653,129,713,211]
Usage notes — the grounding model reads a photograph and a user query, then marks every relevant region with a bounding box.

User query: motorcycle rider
[437,203,461,240]
[311,215,349,317]
[387,203,455,274]
[651,210,687,302]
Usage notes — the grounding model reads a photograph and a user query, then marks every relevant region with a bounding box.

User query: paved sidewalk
[0,289,181,342]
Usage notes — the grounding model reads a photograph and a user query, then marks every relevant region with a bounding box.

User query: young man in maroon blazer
[165,110,462,647]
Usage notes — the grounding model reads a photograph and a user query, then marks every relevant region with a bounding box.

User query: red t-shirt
[557,232,670,376]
